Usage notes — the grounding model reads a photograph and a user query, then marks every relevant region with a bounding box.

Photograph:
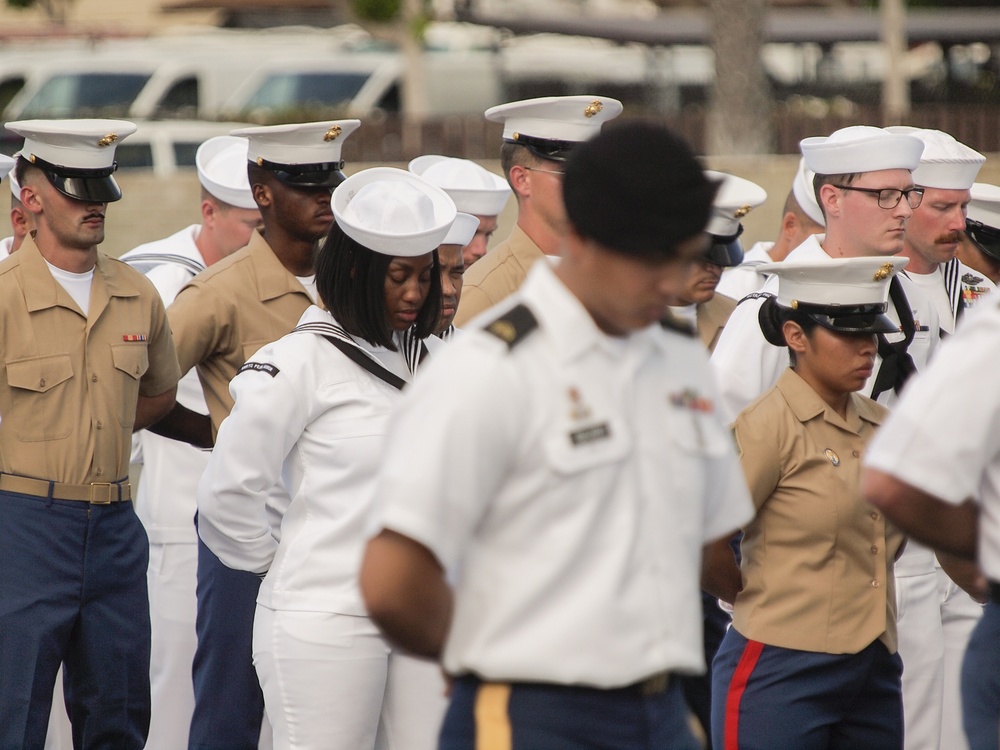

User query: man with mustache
[0,119,180,749]
[152,119,359,750]
[883,126,988,750]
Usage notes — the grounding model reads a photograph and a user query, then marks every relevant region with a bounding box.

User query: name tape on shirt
[237,362,280,378]
[569,423,611,446]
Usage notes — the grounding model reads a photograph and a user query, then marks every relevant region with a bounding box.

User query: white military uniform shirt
[866,298,1000,582]
[374,261,755,688]
[197,306,418,615]
[715,241,775,301]
[119,225,208,543]
[904,259,996,336]
[710,234,941,424]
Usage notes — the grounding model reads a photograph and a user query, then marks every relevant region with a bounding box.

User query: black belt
[460,671,673,698]
[988,580,1000,604]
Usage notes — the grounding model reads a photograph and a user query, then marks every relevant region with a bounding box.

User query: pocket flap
[111,344,149,381]
[6,354,74,393]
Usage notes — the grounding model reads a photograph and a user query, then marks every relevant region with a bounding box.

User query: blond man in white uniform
[118,136,260,750]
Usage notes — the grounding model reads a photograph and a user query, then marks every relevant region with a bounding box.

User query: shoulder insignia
[962,272,985,286]
[484,303,538,349]
[660,310,695,337]
[237,361,280,378]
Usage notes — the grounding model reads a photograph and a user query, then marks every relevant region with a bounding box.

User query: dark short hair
[812,171,862,218]
[562,119,718,260]
[316,223,442,349]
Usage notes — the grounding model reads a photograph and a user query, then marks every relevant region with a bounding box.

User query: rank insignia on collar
[669,388,713,413]
[824,448,840,466]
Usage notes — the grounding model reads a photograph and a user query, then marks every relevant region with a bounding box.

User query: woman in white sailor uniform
[196,167,455,749]
[711,257,908,750]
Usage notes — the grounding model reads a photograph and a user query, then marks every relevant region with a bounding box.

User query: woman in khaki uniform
[711,256,909,750]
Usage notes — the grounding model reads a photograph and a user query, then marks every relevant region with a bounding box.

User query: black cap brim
[258,158,345,189]
[810,310,899,335]
[704,237,744,267]
[966,219,1000,262]
[43,171,122,202]
[507,134,576,163]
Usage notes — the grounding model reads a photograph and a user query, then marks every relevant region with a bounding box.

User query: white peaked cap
[442,212,480,247]
[800,125,924,176]
[0,154,13,183]
[408,155,511,216]
[485,95,623,145]
[968,182,1000,230]
[333,167,457,257]
[759,256,909,309]
[6,118,136,170]
[703,170,767,238]
[792,156,826,227]
[232,119,360,167]
[196,136,256,210]
[885,126,984,190]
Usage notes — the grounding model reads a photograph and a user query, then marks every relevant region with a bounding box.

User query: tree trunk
[706,0,773,155]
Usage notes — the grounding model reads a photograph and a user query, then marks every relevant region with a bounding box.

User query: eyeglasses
[833,184,924,209]
[524,166,565,178]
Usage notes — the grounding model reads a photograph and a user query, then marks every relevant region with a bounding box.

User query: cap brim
[811,310,899,335]
[270,167,345,189]
[704,237,744,267]
[44,171,122,202]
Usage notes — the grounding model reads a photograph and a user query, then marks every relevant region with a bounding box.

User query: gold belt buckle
[640,672,670,697]
[89,483,115,505]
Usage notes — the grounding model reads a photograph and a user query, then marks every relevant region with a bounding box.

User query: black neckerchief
[870,276,917,400]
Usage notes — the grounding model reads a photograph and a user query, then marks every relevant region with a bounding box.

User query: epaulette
[483,303,538,349]
[660,310,695,337]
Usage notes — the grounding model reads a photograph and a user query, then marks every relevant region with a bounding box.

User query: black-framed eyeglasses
[965,218,1000,261]
[524,166,565,177]
[833,184,924,209]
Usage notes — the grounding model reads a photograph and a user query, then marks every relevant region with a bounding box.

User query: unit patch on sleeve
[237,362,280,378]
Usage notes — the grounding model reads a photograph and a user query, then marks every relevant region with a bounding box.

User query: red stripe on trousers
[724,638,765,750]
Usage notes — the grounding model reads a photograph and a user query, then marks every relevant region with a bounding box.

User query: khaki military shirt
[697,293,737,353]
[453,224,545,327]
[168,230,313,435]
[0,235,179,484]
[732,368,903,654]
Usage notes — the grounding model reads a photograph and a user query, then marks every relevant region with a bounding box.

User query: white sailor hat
[332,167,457,257]
[8,164,20,200]
[703,170,767,267]
[883,126,984,190]
[5,118,137,202]
[965,182,1000,261]
[442,212,479,247]
[485,95,623,162]
[408,155,511,216]
[231,119,360,188]
[757,256,909,343]
[196,136,256,210]
[0,154,13,184]
[792,156,825,227]
[800,125,924,177]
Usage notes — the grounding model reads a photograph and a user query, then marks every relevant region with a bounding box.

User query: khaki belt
[632,671,672,697]
[0,474,131,504]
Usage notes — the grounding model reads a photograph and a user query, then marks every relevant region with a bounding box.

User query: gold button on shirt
[732,368,903,655]
[0,236,180,485]
[168,231,314,436]
[453,225,545,327]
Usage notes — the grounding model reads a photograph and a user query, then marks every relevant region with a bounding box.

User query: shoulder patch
[660,310,695,337]
[237,361,280,378]
[484,303,538,349]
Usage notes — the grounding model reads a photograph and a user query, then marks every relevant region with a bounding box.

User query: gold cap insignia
[790,299,799,310]
[28,153,36,164]
[824,448,841,466]
[584,100,603,118]
[256,157,264,166]
[873,262,894,281]
[323,125,342,141]
[97,133,118,147]
[733,205,752,219]
[487,320,516,343]
[512,132,521,141]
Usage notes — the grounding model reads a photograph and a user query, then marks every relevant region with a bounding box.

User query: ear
[783,320,809,354]
[780,211,799,239]
[508,164,531,199]
[19,185,43,216]
[818,183,840,220]
[200,199,216,226]
[252,182,272,209]
[10,207,30,238]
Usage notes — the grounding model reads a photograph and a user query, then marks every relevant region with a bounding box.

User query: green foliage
[351,0,401,23]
